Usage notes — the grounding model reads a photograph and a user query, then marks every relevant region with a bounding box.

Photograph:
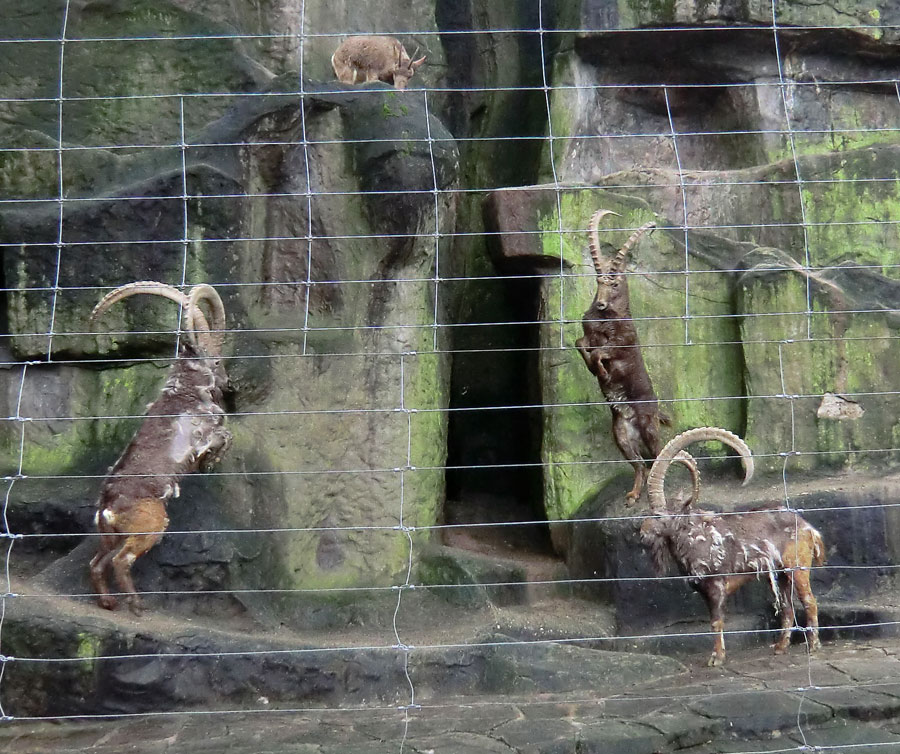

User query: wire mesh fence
[0,0,899,751]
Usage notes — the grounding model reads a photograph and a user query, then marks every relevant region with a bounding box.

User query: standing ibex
[88,282,232,615]
[331,36,426,90]
[576,209,696,503]
[640,427,825,666]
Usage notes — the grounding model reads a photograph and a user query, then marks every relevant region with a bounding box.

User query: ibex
[575,209,696,503]
[331,35,425,90]
[640,427,825,666]
[88,282,232,615]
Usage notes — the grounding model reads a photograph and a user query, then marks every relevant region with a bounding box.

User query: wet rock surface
[7,632,900,753]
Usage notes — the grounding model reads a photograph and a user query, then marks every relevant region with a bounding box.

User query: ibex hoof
[708,653,725,667]
[97,595,118,611]
[773,642,789,655]
[126,597,145,617]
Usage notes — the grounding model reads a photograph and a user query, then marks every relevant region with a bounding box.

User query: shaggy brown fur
[88,282,232,615]
[575,209,696,503]
[640,427,825,666]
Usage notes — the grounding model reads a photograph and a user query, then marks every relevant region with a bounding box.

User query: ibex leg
[774,573,797,654]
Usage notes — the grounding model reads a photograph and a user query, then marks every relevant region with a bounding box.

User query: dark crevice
[437,0,557,559]
[444,275,552,557]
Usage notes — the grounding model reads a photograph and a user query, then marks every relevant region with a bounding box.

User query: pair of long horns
[588,209,657,276]
[90,281,226,356]
[646,427,755,514]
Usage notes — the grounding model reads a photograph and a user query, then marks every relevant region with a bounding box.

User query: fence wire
[0,4,899,753]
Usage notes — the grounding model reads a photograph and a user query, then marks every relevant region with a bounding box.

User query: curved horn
[612,221,656,273]
[186,284,226,356]
[587,209,620,276]
[90,281,200,348]
[647,427,754,514]
[673,449,701,508]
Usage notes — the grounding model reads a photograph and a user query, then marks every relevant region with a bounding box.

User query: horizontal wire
[7,122,900,157]
[4,74,900,106]
[12,557,900,601]
[1,20,900,44]
[5,619,896,666]
[10,483,900,540]
[2,384,898,426]
[6,217,900,248]
[3,307,897,347]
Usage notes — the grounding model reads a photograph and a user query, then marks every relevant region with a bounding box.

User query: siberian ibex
[331,35,425,90]
[576,209,696,503]
[88,282,232,615]
[640,427,825,666]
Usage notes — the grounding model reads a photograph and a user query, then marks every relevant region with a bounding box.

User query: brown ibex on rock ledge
[576,209,696,503]
[640,427,825,666]
[88,282,232,615]
[331,36,426,90]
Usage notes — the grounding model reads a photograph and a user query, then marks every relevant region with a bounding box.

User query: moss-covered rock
[490,187,745,523]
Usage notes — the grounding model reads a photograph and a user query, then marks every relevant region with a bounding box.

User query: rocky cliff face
[1,0,900,723]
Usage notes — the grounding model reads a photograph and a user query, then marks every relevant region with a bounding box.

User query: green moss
[537,190,744,520]
[2,362,166,477]
[74,631,102,672]
[739,267,898,473]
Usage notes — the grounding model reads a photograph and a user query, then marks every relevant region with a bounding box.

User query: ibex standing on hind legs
[331,36,426,90]
[88,282,232,615]
[640,427,825,666]
[575,209,697,503]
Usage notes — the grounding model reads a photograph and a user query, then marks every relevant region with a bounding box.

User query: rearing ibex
[331,36,426,90]
[88,282,232,615]
[575,209,696,503]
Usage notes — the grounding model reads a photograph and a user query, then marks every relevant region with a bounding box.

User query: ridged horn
[587,209,620,276]
[673,449,701,508]
[612,221,656,273]
[647,427,754,514]
[90,281,219,351]
[186,284,226,356]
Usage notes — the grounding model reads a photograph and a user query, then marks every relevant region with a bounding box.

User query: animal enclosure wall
[1,0,900,751]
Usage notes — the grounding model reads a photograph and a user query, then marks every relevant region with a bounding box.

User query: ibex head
[587,209,656,311]
[90,281,228,391]
[391,45,426,90]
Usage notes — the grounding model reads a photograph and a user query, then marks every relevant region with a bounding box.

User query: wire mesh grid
[0,0,899,752]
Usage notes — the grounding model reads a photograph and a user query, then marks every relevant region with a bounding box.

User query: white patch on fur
[93,510,100,526]
[125,552,137,564]
[101,509,116,525]
[169,415,196,464]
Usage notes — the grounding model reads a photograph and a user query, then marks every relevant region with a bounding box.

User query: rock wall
[1,0,899,647]
[517,1,900,535]
[0,1,459,624]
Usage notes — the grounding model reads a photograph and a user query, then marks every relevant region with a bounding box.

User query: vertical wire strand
[662,86,692,345]
[778,340,813,751]
[771,0,814,340]
[394,353,417,754]
[175,96,190,356]
[0,363,30,720]
[537,0,567,350]
[298,0,315,355]
[423,92,442,352]
[45,0,73,360]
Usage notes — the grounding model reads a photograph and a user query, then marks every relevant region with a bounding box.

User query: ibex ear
[411,55,426,68]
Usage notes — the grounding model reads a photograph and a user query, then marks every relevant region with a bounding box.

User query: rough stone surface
[1,0,900,749]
